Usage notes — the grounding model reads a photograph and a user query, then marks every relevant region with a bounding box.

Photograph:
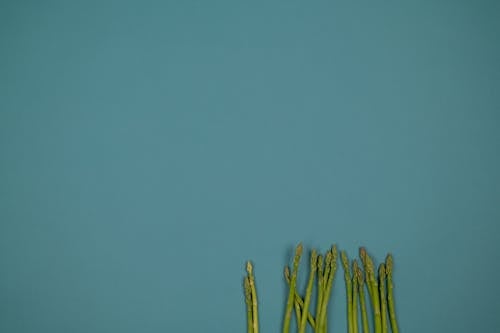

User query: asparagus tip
[310,249,318,269]
[359,247,375,275]
[317,254,324,273]
[331,244,338,261]
[341,250,349,271]
[354,260,364,285]
[385,254,393,275]
[325,250,333,265]
[352,258,359,272]
[359,247,367,262]
[296,243,303,256]
[246,261,253,275]
[379,263,386,277]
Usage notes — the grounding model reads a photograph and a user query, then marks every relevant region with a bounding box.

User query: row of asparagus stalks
[243,243,399,333]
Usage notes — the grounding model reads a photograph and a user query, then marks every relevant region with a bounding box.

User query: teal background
[1,1,499,332]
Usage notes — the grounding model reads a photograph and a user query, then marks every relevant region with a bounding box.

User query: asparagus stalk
[315,254,325,332]
[341,251,353,333]
[320,251,332,333]
[299,250,318,333]
[244,277,254,333]
[284,267,316,329]
[379,264,388,333]
[352,261,359,333]
[283,267,302,330]
[323,252,331,292]
[319,246,338,333]
[358,248,373,300]
[354,261,370,333]
[359,248,381,333]
[247,261,259,333]
[385,254,399,333]
[283,243,303,333]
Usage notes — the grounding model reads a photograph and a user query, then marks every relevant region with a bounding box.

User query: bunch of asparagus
[243,243,399,333]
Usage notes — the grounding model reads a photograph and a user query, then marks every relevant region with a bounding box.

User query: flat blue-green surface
[1,1,499,332]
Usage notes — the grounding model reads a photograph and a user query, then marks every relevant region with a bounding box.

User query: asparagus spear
[352,261,359,333]
[299,250,318,333]
[320,251,333,333]
[319,246,338,333]
[315,254,325,331]
[385,254,399,333]
[247,261,259,333]
[359,248,381,333]
[359,248,372,299]
[341,251,353,333]
[244,276,254,333]
[283,267,302,331]
[354,261,370,333]
[283,243,303,333]
[379,264,388,333]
